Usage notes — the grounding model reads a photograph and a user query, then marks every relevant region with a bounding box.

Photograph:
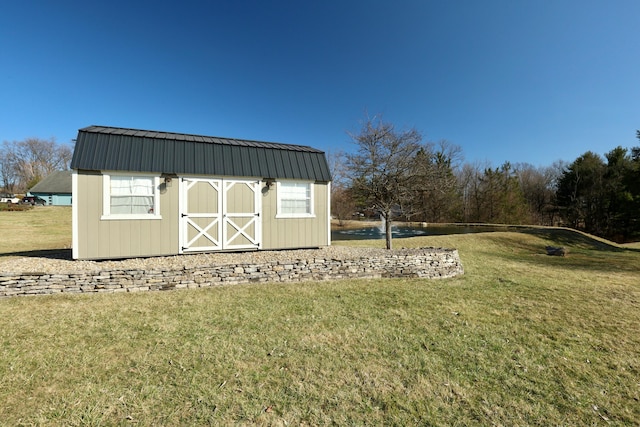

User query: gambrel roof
[70,126,332,181]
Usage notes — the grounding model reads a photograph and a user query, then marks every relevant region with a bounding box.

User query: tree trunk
[383,211,393,250]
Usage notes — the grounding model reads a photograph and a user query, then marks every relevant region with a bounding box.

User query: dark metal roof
[70,126,332,181]
[29,170,72,193]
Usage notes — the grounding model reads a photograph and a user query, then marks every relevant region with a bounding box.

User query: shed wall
[261,182,330,249]
[74,172,329,259]
[74,172,180,259]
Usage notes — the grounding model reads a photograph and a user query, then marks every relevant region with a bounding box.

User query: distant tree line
[333,116,640,244]
[555,135,640,242]
[0,138,73,193]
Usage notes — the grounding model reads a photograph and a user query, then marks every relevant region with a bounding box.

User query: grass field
[0,206,72,256]
[0,208,639,425]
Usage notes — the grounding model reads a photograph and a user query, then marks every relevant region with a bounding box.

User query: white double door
[180,178,261,253]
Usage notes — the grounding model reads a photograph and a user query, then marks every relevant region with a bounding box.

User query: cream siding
[261,182,330,249]
[73,173,329,259]
[74,172,179,259]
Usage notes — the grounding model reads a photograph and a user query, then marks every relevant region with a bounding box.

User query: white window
[102,174,161,220]
[276,181,314,218]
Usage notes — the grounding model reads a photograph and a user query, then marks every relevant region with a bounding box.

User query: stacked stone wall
[0,248,463,298]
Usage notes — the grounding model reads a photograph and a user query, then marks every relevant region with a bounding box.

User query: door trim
[179,177,261,253]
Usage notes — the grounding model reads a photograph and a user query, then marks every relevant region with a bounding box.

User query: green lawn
[0,210,639,425]
[0,206,72,255]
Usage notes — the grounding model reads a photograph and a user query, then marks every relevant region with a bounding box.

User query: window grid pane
[279,182,311,215]
[110,176,155,214]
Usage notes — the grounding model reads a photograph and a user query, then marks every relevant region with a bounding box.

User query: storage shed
[70,126,332,260]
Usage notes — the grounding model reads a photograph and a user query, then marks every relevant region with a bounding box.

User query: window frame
[275,180,315,218]
[101,173,162,220]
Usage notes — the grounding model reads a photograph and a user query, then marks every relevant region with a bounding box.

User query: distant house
[70,126,332,260]
[29,170,73,206]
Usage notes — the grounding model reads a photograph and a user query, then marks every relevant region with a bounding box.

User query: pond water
[331,223,507,241]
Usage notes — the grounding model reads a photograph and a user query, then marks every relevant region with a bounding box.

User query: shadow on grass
[0,249,72,260]
[477,227,640,275]
[519,227,640,252]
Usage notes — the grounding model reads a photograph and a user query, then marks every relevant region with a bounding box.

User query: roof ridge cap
[79,125,322,152]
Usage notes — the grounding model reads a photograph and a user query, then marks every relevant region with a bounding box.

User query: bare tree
[326,150,348,189]
[514,163,561,225]
[0,142,18,192]
[331,185,358,226]
[327,150,359,225]
[1,137,72,192]
[58,143,73,170]
[457,161,488,222]
[346,115,423,249]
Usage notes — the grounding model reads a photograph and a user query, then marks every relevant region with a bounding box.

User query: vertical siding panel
[118,223,130,259]
[75,174,85,258]
[290,219,297,247]
[85,174,103,258]
[294,220,300,247]
[322,184,329,244]
[76,174,87,258]
[284,219,292,248]
[149,221,159,255]
[130,220,142,257]
[303,218,310,245]
[141,220,152,257]
[98,219,111,259]
[265,184,275,249]
[308,215,315,245]
[307,219,315,246]
[261,184,273,249]
[150,219,162,256]
[315,184,326,244]
[294,219,302,247]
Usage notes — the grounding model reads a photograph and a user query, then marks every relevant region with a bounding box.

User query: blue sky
[1,0,638,167]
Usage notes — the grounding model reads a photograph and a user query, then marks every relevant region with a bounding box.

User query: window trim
[275,180,315,218]
[101,173,162,220]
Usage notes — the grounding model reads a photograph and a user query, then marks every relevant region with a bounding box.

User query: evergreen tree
[556,152,606,234]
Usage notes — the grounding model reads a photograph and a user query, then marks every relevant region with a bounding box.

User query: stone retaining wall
[0,248,463,297]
